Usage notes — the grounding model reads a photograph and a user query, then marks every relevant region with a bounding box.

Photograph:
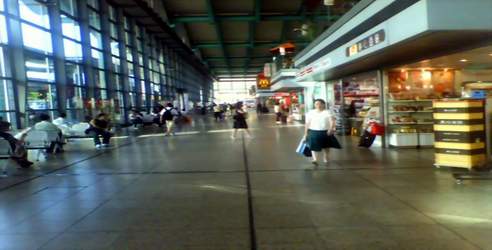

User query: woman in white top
[304,99,341,166]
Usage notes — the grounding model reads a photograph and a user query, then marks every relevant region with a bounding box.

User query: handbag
[296,140,312,157]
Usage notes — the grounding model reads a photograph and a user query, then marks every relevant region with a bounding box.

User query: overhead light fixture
[489,53,492,56]
[324,0,335,6]
[460,59,469,62]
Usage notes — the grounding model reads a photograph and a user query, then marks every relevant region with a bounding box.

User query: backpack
[162,109,174,121]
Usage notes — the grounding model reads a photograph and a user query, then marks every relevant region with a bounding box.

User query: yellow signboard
[257,74,271,90]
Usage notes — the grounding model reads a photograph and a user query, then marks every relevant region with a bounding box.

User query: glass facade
[0,0,212,128]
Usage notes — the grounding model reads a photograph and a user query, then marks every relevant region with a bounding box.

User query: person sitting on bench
[129,109,143,129]
[0,118,33,168]
[33,113,64,153]
[87,113,112,149]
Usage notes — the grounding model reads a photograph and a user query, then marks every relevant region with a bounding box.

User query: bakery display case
[385,69,456,147]
[387,99,434,147]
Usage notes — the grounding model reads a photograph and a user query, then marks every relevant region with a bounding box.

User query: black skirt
[233,112,248,129]
[306,130,341,151]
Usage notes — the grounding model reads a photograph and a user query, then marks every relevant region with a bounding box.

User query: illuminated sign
[346,29,385,57]
[257,73,271,90]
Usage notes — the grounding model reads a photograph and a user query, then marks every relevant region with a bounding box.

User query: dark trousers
[92,128,111,145]
[130,118,143,127]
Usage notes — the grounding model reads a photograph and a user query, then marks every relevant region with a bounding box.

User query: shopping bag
[296,140,312,157]
[369,122,385,136]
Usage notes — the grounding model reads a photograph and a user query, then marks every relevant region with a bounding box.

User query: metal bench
[0,139,13,175]
[65,123,92,140]
[24,130,61,161]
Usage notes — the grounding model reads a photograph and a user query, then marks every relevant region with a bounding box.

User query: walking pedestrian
[160,103,179,136]
[303,99,341,166]
[231,102,251,139]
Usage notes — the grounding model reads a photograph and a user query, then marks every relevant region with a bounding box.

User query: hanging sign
[257,73,271,90]
[346,29,385,57]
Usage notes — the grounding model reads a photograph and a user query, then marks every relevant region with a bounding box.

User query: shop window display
[386,69,456,147]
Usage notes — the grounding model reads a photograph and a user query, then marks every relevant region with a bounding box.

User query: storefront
[294,0,492,148]
[270,69,305,121]
[383,45,492,147]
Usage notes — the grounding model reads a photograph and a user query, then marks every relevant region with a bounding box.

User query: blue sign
[471,90,487,99]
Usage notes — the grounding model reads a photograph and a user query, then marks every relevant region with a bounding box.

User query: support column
[78,0,96,115]
[48,1,67,115]
[5,1,26,128]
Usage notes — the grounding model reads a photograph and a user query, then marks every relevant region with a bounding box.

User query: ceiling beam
[195,41,309,49]
[205,0,231,74]
[172,14,339,23]
[244,0,261,77]
[206,56,271,61]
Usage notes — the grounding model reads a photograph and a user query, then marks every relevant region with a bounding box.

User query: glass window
[88,9,101,30]
[114,74,123,91]
[110,23,118,39]
[123,16,130,30]
[129,77,135,90]
[60,0,77,17]
[90,30,102,49]
[25,54,54,82]
[136,40,142,52]
[21,23,53,53]
[139,67,144,79]
[127,63,134,77]
[0,0,3,12]
[94,69,106,88]
[91,49,104,68]
[63,39,82,62]
[108,6,117,21]
[94,88,108,100]
[0,15,7,44]
[65,62,85,85]
[138,53,144,66]
[112,57,120,73]
[19,0,50,29]
[125,32,132,45]
[126,47,133,62]
[0,47,9,77]
[159,63,165,74]
[66,85,85,109]
[110,40,119,56]
[27,82,57,110]
[153,72,160,84]
[140,80,146,93]
[61,15,81,41]
[87,0,100,10]
[0,79,15,111]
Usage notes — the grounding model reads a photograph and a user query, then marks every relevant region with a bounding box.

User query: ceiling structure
[162,0,360,79]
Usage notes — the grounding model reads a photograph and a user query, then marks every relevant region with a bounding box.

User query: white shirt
[34,121,61,132]
[53,117,68,126]
[274,105,280,113]
[306,109,334,131]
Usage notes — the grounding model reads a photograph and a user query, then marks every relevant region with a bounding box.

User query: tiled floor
[0,114,491,250]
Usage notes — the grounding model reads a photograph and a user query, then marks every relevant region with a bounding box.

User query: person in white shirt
[34,113,63,153]
[53,113,69,126]
[274,102,281,124]
[52,113,72,135]
[303,99,341,166]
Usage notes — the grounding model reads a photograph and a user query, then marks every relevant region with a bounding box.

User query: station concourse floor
[1,114,492,250]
